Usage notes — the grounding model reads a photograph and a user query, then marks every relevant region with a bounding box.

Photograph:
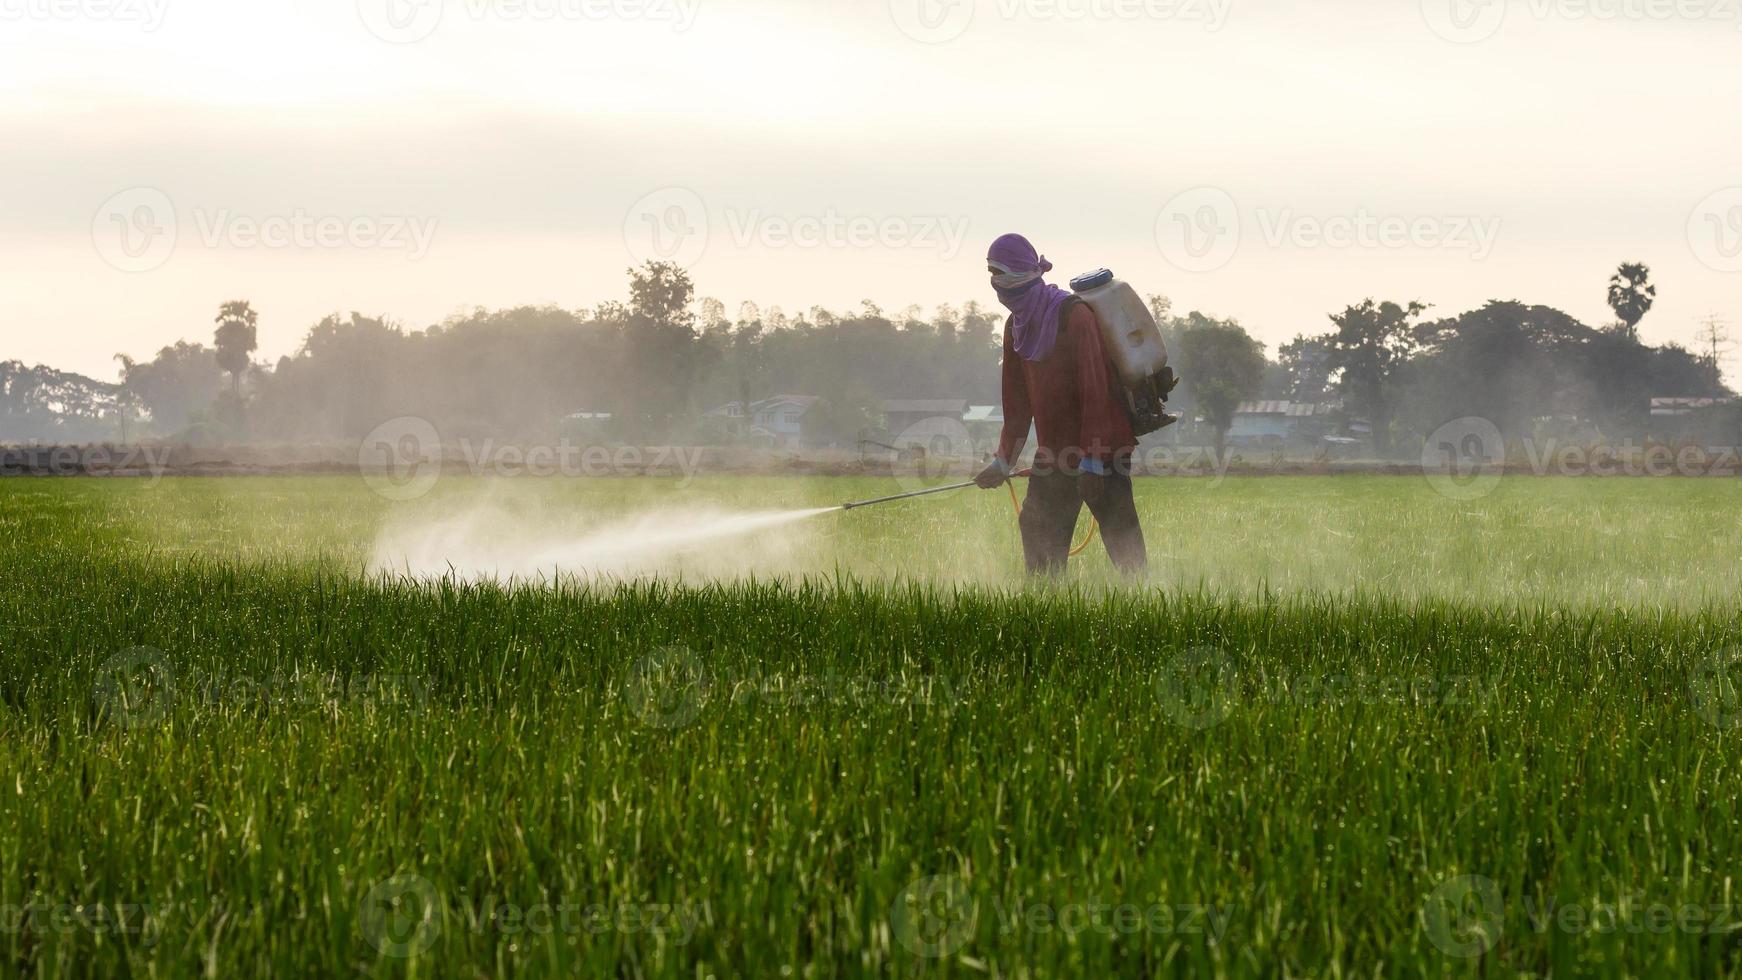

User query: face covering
[987,233,1072,361]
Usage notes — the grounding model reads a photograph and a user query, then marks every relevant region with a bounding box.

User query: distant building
[704,394,821,446]
[1651,396,1733,417]
[882,399,970,440]
[962,405,1003,425]
[1227,401,1340,447]
[559,411,615,441]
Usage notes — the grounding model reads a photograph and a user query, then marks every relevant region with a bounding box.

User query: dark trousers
[1018,468,1148,576]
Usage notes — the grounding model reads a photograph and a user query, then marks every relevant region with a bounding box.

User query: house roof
[758,394,820,409]
[1651,396,1732,416]
[962,405,1003,422]
[704,394,821,417]
[1235,400,1333,416]
[883,399,969,414]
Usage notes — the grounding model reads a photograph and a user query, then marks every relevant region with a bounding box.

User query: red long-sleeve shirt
[997,301,1136,471]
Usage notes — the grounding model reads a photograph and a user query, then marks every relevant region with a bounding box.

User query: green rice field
[4,474,1742,977]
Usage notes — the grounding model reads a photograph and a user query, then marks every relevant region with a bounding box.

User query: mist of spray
[369,503,843,582]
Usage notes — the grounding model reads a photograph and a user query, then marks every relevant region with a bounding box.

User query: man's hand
[974,458,1010,489]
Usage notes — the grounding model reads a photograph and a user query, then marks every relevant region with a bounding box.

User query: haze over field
[3,0,1740,382]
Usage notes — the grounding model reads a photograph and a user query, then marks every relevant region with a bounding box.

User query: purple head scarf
[988,233,1073,361]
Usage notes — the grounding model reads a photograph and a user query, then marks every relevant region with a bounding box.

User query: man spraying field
[973,234,1149,576]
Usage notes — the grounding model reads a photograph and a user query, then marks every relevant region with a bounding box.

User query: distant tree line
[1,261,1733,453]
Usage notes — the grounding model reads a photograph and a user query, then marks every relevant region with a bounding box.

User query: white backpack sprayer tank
[1068,269,1179,435]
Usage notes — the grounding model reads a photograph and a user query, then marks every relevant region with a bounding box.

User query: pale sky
[3,0,1740,382]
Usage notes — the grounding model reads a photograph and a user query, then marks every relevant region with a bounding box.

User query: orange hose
[1006,480,1099,558]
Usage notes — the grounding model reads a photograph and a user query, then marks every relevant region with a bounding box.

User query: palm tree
[1606,263,1656,339]
[213,300,259,396]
